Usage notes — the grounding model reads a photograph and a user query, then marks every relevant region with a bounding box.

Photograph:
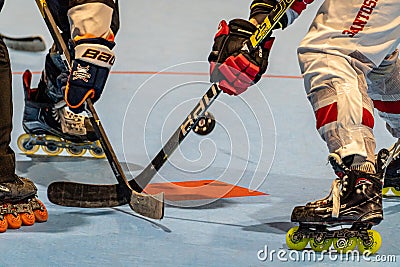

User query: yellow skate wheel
[333,237,357,253]
[21,212,35,226]
[310,237,332,252]
[41,136,63,156]
[286,226,309,250]
[89,141,105,158]
[391,187,400,196]
[382,187,390,196]
[5,213,22,229]
[66,145,87,157]
[0,218,8,233]
[17,134,39,155]
[33,200,48,223]
[357,229,382,254]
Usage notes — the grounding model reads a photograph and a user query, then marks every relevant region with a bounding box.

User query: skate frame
[35,0,164,220]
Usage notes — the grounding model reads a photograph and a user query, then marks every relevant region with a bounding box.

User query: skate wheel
[193,112,216,136]
[21,212,35,226]
[89,141,105,158]
[0,218,8,233]
[286,226,309,250]
[5,213,22,229]
[17,133,39,155]
[42,136,63,156]
[310,237,332,252]
[357,229,382,254]
[66,146,87,157]
[382,187,390,196]
[391,186,400,196]
[33,200,48,223]
[333,237,357,253]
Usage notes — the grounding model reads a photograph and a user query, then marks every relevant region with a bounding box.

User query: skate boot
[286,153,383,254]
[17,69,105,158]
[376,141,400,196]
[0,176,48,232]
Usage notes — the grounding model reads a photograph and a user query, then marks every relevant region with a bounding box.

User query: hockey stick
[47,0,295,205]
[1,33,46,52]
[35,0,164,220]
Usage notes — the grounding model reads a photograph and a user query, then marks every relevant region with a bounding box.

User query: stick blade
[129,192,164,220]
[47,181,165,220]
[47,181,127,208]
[2,35,46,52]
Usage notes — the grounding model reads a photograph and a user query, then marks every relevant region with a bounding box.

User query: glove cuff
[74,42,115,69]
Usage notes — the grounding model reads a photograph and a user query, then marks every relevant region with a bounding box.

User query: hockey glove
[64,38,115,113]
[208,19,274,95]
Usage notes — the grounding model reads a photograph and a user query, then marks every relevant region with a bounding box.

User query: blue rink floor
[0,0,399,266]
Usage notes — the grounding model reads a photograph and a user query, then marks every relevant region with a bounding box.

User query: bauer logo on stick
[249,0,295,48]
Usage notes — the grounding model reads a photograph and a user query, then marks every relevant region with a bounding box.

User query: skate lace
[51,108,61,123]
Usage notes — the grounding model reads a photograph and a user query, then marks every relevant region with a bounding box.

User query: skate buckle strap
[313,177,342,218]
[332,179,341,218]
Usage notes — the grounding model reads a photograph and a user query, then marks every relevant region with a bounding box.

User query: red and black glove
[208,19,274,95]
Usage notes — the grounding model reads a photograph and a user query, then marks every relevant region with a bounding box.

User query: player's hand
[208,19,274,95]
[64,38,115,113]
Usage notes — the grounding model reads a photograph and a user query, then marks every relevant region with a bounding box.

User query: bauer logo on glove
[72,64,91,82]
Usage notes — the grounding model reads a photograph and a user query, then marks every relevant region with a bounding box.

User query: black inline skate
[286,153,383,254]
[376,141,400,196]
[17,69,105,158]
[0,176,48,232]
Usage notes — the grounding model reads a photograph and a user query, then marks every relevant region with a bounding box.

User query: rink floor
[0,0,399,266]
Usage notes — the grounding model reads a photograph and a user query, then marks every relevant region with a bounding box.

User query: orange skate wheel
[5,214,22,229]
[33,200,48,222]
[21,212,35,226]
[0,218,8,233]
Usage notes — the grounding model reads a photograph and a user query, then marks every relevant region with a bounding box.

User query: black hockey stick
[1,34,46,52]
[35,0,164,220]
[46,0,295,205]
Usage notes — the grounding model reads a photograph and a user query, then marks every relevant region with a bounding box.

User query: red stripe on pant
[315,102,374,129]
[316,102,338,129]
[373,100,400,114]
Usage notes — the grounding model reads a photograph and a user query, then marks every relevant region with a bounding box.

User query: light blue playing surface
[0,0,398,266]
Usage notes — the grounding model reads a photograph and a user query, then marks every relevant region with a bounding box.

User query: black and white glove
[64,38,115,113]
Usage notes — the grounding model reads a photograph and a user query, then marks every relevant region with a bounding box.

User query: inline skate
[376,141,400,196]
[286,153,383,254]
[0,176,48,232]
[17,69,105,158]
